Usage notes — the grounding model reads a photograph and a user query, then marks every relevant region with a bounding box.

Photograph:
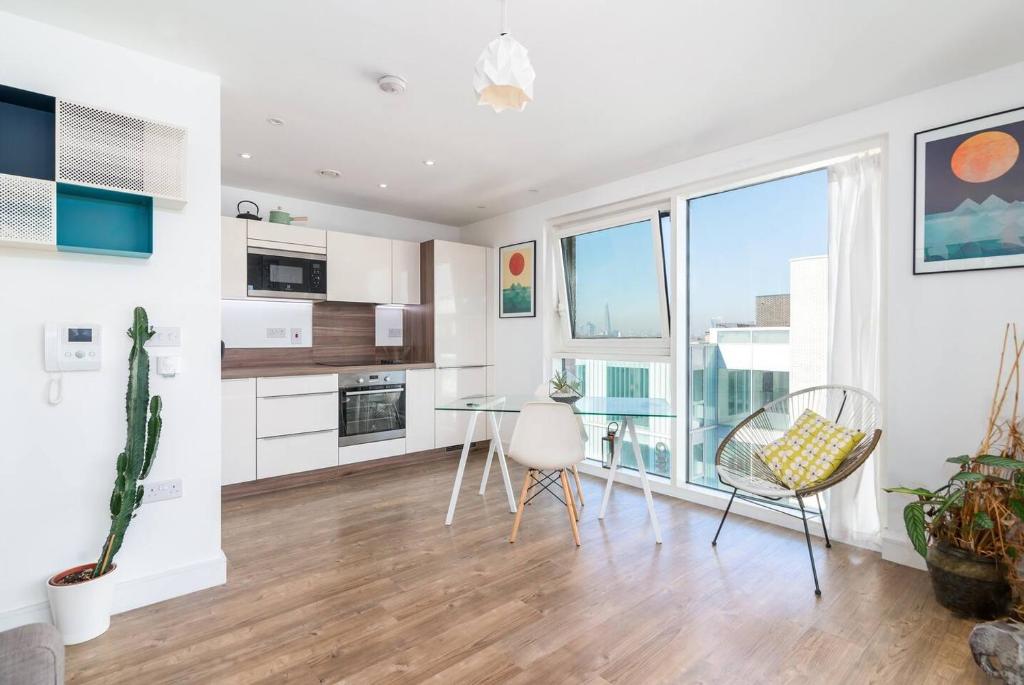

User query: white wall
[461,60,1024,568]
[0,13,224,628]
[222,186,460,242]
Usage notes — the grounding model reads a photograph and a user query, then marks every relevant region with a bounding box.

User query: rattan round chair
[711,384,882,596]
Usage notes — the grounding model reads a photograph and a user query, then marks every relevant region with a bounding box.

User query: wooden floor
[67,455,993,684]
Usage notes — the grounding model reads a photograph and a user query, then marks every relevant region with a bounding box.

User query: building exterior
[755,293,791,327]
[688,255,827,489]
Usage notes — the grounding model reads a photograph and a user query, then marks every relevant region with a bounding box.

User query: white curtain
[826,152,882,550]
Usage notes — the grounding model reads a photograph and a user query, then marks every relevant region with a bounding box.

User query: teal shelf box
[56,184,153,258]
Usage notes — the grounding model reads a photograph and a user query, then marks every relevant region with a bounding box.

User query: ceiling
[4,1,1024,226]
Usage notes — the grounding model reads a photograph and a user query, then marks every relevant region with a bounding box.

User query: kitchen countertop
[221,361,435,379]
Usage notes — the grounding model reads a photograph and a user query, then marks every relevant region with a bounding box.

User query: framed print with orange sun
[915,106,1024,274]
[498,240,536,318]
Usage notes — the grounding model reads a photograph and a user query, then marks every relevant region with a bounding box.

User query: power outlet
[290,328,303,344]
[148,327,182,347]
[266,327,286,339]
[144,478,182,503]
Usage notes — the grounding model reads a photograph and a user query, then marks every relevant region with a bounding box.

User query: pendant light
[473,0,536,113]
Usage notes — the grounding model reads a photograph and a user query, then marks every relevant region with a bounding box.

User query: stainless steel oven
[337,370,406,446]
[247,247,327,300]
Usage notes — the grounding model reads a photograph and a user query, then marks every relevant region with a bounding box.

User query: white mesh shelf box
[56,100,187,205]
[0,173,56,249]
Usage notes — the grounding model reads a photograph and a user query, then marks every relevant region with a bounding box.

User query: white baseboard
[0,551,227,633]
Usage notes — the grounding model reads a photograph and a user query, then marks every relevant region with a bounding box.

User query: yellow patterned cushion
[758,409,865,490]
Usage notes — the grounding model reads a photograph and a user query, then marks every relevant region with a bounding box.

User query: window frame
[551,204,672,359]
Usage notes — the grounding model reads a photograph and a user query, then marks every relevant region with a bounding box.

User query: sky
[688,169,828,335]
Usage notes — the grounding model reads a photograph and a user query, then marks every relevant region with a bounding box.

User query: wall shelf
[0,84,55,182]
[56,183,153,258]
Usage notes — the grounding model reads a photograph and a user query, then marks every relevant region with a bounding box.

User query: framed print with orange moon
[915,106,1024,274]
[498,240,536,318]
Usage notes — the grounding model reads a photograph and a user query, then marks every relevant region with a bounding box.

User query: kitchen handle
[345,388,404,396]
[436,365,491,369]
[259,391,338,399]
[259,428,337,440]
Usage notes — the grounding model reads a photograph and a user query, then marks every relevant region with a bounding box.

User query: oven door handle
[344,388,405,396]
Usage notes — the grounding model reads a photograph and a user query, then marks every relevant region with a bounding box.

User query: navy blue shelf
[56,184,153,258]
[0,84,55,181]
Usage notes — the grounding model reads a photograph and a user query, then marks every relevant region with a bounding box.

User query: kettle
[236,200,262,221]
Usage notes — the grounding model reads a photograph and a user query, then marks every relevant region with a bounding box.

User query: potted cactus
[46,307,163,644]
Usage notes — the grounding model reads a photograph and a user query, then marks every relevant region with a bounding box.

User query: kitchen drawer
[338,438,406,466]
[257,429,338,478]
[257,373,337,397]
[257,392,338,438]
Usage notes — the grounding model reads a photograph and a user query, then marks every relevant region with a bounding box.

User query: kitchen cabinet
[326,231,391,303]
[256,393,338,438]
[391,239,421,305]
[257,429,339,479]
[247,221,326,252]
[433,241,487,367]
[435,366,488,448]
[405,368,435,453]
[222,378,256,485]
[221,217,248,300]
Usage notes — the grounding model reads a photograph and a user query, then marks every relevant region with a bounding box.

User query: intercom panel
[44,323,102,371]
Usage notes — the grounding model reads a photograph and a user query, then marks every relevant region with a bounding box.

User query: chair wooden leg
[509,469,533,543]
[560,469,581,547]
[571,465,585,509]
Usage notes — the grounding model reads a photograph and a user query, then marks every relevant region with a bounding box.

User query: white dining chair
[533,383,587,512]
[508,401,586,546]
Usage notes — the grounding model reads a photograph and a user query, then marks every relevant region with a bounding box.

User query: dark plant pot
[926,541,1011,620]
[550,393,580,405]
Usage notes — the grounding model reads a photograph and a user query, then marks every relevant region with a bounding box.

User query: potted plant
[46,307,163,644]
[886,325,1024,620]
[549,371,582,404]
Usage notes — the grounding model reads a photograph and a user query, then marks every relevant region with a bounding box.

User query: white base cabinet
[405,369,435,453]
[338,438,406,466]
[258,429,339,479]
[434,366,488,448]
[222,378,256,485]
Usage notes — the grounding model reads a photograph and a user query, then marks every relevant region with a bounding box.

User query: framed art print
[915,106,1024,274]
[498,240,536,318]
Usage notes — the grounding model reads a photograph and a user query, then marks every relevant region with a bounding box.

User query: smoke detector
[377,75,407,95]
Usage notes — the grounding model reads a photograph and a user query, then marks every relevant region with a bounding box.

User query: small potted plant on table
[46,307,163,644]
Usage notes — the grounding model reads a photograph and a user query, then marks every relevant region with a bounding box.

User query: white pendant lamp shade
[473,1,535,112]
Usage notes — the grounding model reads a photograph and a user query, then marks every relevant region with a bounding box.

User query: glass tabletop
[435,394,677,418]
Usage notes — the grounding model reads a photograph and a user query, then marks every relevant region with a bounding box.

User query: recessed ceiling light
[422,159,436,167]
[527,188,539,193]
[378,183,388,189]
[266,116,285,127]
[476,205,487,209]
[318,168,341,179]
[238,152,252,159]
[377,75,407,95]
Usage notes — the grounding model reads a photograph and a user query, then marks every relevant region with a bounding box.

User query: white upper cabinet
[433,240,487,367]
[247,222,326,252]
[221,217,247,300]
[326,231,392,303]
[391,239,421,305]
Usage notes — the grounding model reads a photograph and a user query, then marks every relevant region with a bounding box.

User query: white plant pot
[46,563,117,645]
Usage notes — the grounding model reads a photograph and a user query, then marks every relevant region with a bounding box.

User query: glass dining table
[435,394,677,543]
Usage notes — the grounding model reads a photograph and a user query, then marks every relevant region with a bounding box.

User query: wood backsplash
[222,301,431,369]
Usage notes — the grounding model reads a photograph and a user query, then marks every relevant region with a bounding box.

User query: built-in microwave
[247,247,327,300]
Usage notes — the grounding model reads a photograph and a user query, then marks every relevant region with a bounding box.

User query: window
[686,169,828,492]
[555,208,670,355]
[555,358,672,479]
